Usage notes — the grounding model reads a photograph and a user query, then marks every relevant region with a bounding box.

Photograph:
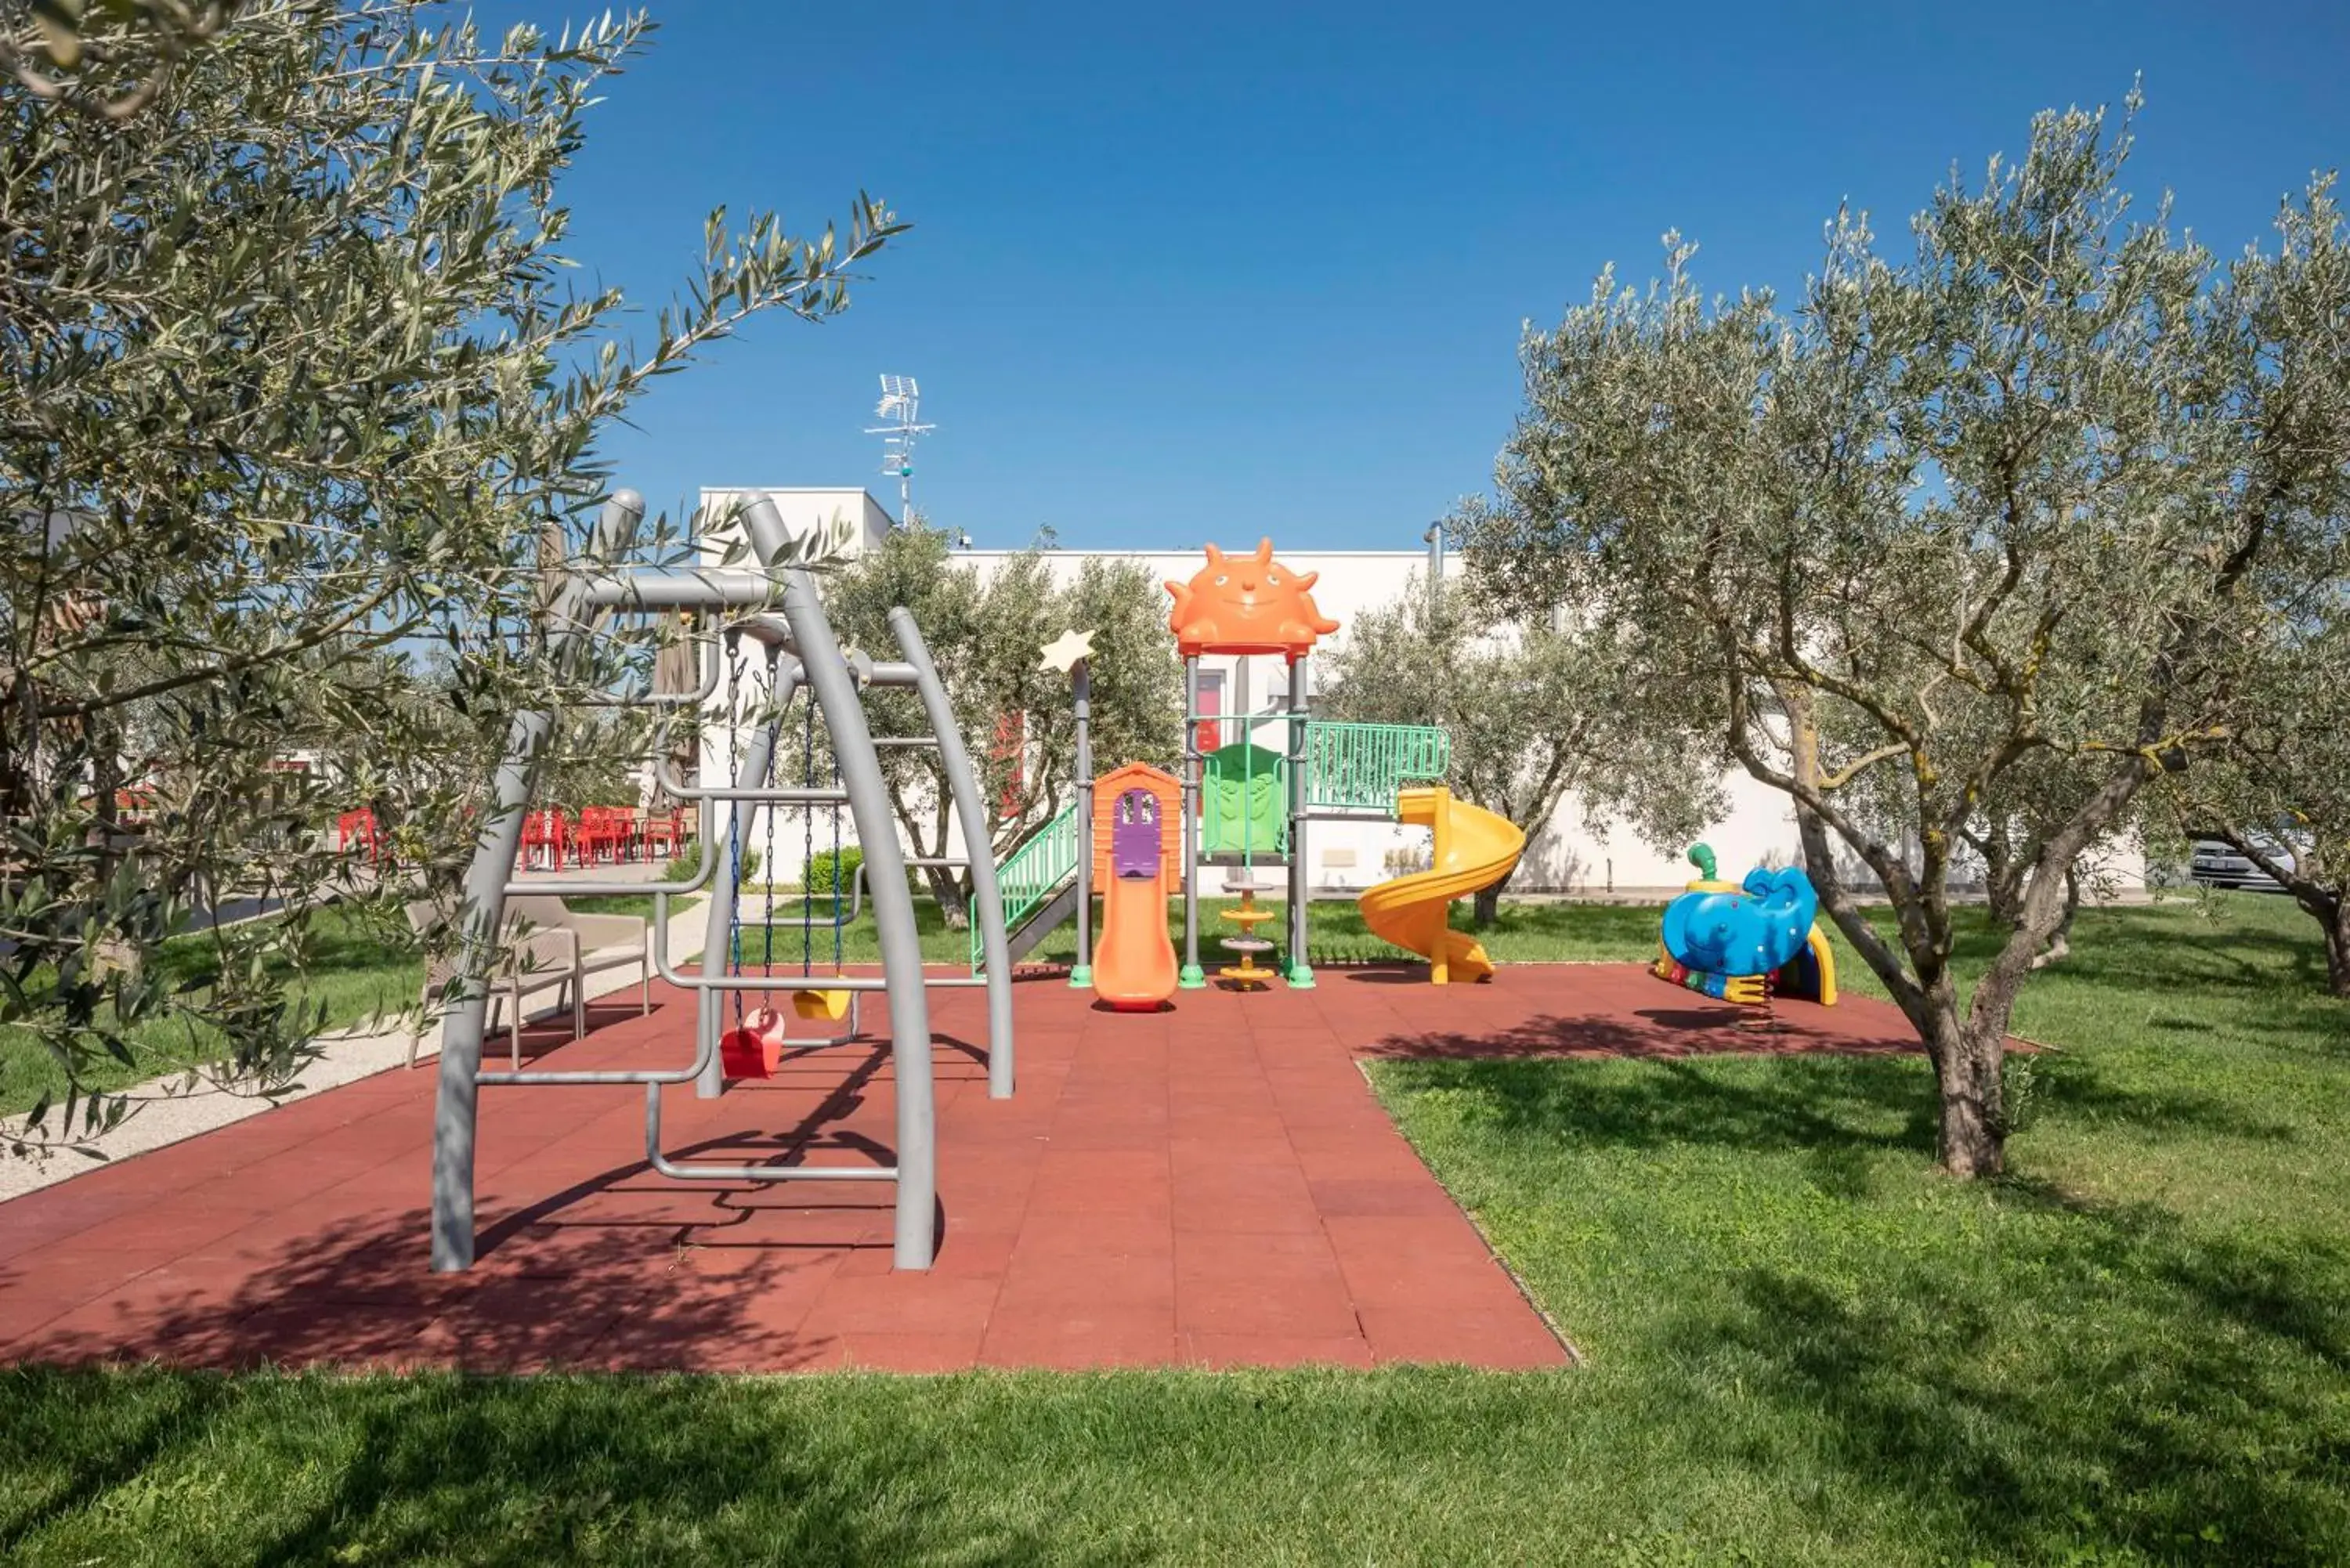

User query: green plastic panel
[1201,743,1288,857]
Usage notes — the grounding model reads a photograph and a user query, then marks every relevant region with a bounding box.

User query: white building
[693,488,2146,898]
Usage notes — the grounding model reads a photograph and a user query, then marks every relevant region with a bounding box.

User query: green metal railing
[1302,721,1452,814]
[974,801,1082,971]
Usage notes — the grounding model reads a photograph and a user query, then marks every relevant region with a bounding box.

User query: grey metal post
[432,490,642,1273]
[430,708,548,1273]
[1179,655,1205,988]
[780,564,936,1270]
[888,606,1015,1100]
[1286,652,1314,988]
[1068,656,1094,990]
[695,654,796,1097]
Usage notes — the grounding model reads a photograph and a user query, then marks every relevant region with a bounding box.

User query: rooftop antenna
[865,374,935,524]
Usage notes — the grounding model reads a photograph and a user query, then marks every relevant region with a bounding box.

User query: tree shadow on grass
[1677,1209,2350,1566]
[243,1373,1081,1568]
[0,1367,232,1556]
[1364,1007,1923,1063]
[2025,1056,2303,1143]
[0,1364,1101,1568]
[1368,1036,2350,1560]
[1994,1175,2350,1375]
[1379,1053,1940,1162]
[1384,1057,2348,1558]
[1372,1006,2301,1154]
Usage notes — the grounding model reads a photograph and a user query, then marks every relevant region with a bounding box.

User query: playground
[1,529,1891,1374]
[9,25,2345,1559]
[0,960,1925,1371]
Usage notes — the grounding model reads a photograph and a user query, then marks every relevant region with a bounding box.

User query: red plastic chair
[574,807,629,865]
[569,807,598,865]
[640,809,683,858]
[519,809,568,870]
[337,809,381,865]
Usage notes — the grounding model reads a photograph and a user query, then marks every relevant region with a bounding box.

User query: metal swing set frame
[428,491,1014,1274]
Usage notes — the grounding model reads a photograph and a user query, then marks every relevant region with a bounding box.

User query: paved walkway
[0,963,1924,1373]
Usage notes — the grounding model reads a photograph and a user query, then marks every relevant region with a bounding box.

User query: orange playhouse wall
[1092,762,1184,886]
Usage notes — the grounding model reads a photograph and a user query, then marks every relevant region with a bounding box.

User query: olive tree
[1459,98,2350,1177]
[2,0,244,120]
[3,2,898,1154]
[1320,576,1724,923]
[2160,607,2350,994]
[822,522,1182,927]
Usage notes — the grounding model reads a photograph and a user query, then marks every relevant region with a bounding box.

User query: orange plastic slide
[1093,786,1180,1010]
[1358,786,1526,984]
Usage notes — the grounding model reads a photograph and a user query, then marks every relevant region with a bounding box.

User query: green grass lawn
[1367,891,2350,1563]
[4,896,2346,1563]
[0,906,428,1120]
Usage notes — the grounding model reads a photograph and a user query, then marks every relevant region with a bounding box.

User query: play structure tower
[972,537,1523,998]
[1165,539,1339,988]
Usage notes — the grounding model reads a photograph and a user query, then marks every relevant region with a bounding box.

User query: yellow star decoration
[1039,627,1095,674]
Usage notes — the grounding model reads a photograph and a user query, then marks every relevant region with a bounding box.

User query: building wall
[693,497,2147,896]
[695,487,893,565]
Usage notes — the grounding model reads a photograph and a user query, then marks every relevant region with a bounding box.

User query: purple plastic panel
[1111,787,1161,878]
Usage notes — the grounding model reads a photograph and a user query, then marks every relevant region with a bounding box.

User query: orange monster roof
[1163,538,1341,658]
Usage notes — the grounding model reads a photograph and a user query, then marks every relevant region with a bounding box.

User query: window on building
[1194,670,1224,757]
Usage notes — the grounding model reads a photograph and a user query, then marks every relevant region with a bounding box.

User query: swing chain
[721,630,749,1026]
[800,685,815,975]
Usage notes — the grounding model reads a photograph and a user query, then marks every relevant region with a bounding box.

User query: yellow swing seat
[791,985,852,1021]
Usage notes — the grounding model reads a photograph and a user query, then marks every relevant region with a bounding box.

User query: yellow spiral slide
[1358,786,1527,984]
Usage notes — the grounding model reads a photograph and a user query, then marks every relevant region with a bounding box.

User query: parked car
[2188,833,2305,893]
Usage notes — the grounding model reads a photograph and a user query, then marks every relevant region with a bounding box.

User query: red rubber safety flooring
[0,963,1924,1374]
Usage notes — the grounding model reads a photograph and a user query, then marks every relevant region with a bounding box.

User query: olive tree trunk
[1909,975,2006,1179]
[1471,861,1518,928]
[2323,900,2350,999]
[2029,865,2082,971]
[2290,889,2350,999]
[2211,828,2349,999]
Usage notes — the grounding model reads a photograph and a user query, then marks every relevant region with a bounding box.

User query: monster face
[1163,537,1342,657]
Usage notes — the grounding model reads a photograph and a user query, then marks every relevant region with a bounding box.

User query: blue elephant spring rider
[1653,844,1838,1028]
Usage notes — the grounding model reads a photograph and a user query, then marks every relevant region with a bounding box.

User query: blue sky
[479,0,2346,551]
